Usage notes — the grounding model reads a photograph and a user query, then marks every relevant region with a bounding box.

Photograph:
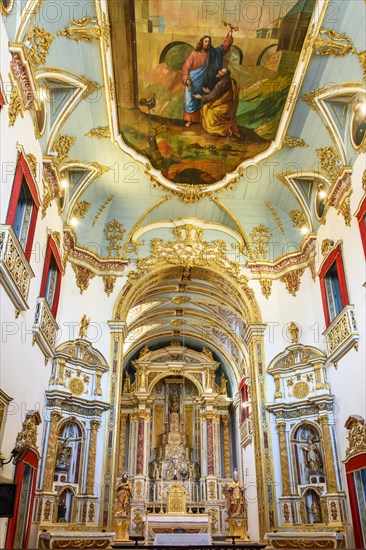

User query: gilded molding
[248,234,316,277]
[103,275,117,296]
[283,136,308,148]
[250,225,271,260]
[280,269,304,297]
[10,50,36,111]
[313,28,366,79]
[24,25,54,68]
[58,17,101,42]
[102,12,111,50]
[127,224,251,290]
[15,411,41,453]
[72,201,91,220]
[80,75,101,100]
[344,416,366,461]
[265,202,285,236]
[8,81,23,126]
[290,210,307,228]
[92,195,114,227]
[52,134,76,163]
[259,278,272,299]
[72,264,95,294]
[63,228,129,274]
[86,126,111,139]
[212,197,253,256]
[362,169,366,191]
[104,220,125,257]
[316,146,343,184]
[321,239,334,257]
[123,197,170,254]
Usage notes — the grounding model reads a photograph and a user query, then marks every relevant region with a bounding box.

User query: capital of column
[90,419,101,431]
[50,410,62,423]
[244,323,266,345]
[108,320,128,339]
[276,422,287,433]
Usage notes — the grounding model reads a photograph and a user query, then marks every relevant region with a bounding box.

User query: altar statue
[170,391,179,413]
[116,472,133,516]
[79,314,90,338]
[224,469,246,517]
[302,437,323,473]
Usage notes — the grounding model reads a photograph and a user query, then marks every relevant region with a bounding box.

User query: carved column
[136,415,145,475]
[222,415,231,478]
[118,413,128,476]
[86,420,100,494]
[129,412,139,476]
[207,416,214,476]
[276,422,291,495]
[244,324,276,537]
[319,415,338,492]
[212,412,221,476]
[43,410,62,491]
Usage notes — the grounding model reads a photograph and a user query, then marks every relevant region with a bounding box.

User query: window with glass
[6,153,40,260]
[40,236,62,317]
[319,244,349,327]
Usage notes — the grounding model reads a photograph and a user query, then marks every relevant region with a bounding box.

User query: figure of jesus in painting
[181,26,234,127]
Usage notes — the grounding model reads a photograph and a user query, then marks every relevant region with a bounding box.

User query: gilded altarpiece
[34,338,110,534]
[116,343,236,541]
[267,342,347,544]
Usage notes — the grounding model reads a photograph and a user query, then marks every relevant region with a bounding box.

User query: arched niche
[291,422,325,486]
[54,420,84,485]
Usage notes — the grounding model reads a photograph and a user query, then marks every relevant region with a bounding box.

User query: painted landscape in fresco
[110,0,316,185]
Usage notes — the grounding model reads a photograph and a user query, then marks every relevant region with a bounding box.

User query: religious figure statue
[123,375,131,394]
[136,365,147,390]
[138,345,150,358]
[115,472,133,516]
[55,439,72,472]
[79,314,90,338]
[302,437,323,473]
[288,322,300,344]
[311,499,322,523]
[220,373,228,394]
[170,391,179,413]
[205,368,214,389]
[223,469,246,517]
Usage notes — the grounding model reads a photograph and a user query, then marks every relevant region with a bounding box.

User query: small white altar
[154,532,211,546]
[147,513,211,542]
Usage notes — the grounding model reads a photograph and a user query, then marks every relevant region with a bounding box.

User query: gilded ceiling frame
[95,0,329,202]
[35,67,101,155]
[302,82,366,163]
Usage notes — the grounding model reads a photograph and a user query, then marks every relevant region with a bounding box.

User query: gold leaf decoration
[260,279,272,299]
[103,275,116,296]
[24,25,54,68]
[290,210,307,228]
[283,136,308,148]
[72,201,91,220]
[250,224,271,260]
[52,134,76,163]
[57,17,101,42]
[104,220,125,257]
[8,82,23,126]
[85,126,111,139]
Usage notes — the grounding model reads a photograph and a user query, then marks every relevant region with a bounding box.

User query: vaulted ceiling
[3,0,365,368]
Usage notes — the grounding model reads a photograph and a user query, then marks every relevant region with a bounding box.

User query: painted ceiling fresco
[110,0,316,186]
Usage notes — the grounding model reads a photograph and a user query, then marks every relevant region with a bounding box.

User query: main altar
[113,343,247,542]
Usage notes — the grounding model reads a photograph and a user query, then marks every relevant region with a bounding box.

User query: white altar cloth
[154,533,211,546]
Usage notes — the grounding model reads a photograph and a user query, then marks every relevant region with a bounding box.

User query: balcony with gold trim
[32,297,59,362]
[323,305,359,367]
[0,225,34,313]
